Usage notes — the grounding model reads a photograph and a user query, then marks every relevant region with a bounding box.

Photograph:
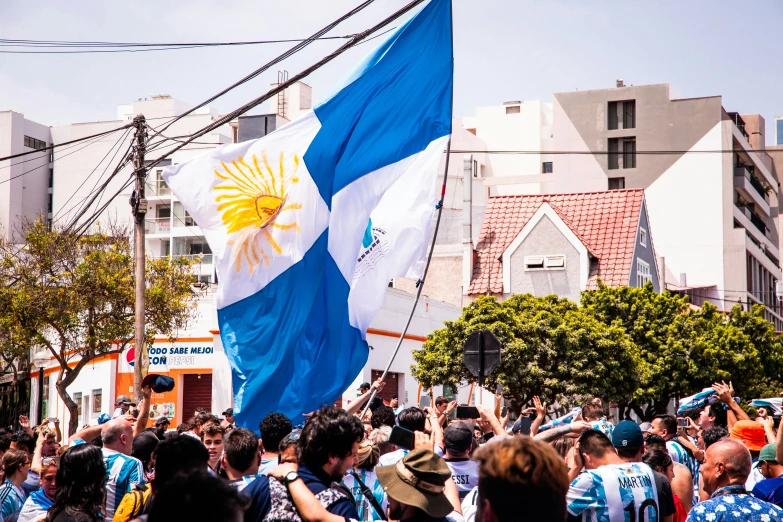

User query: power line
[154,0,383,134]
[53,128,134,223]
[146,0,428,170]
[0,34,358,54]
[0,133,108,187]
[0,124,132,163]
[448,149,767,155]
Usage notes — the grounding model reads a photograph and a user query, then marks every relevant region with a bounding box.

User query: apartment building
[0,111,52,241]
[544,83,782,328]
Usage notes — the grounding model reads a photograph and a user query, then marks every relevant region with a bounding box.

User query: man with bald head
[101,416,145,521]
[687,439,783,521]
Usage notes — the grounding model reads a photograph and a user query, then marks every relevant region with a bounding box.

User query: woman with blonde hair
[18,458,57,522]
[341,439,385,521]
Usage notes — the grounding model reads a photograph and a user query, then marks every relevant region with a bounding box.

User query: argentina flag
[163,0,453,427]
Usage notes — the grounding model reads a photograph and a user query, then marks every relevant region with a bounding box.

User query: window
[608,177,625,190]
[505,105,520,114]
[47,194,53,213]
[48,168,53,188]
[542,162,553,174]
[608,101,619,130]
[637,259,651,287]
[623,100,636,129]
[74,392,83,425]
[23,136,46,150]
[545,255,565,268]
[623,138,636,169]
[524,256,544,270]
[608,100,635,130]
[639,228,647,247]
[525,255,566,271]
[472,160,481,178]
[609,137,636,169]
[608,138,619,169]
[92,389,102,414]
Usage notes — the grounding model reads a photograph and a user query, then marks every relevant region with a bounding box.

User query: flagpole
[359,0,455,421]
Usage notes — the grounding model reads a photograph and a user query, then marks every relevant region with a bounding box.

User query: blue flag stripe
[304,0,453,209]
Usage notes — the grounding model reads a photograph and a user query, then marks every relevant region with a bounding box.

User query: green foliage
[412,294,640,412]
[0,220,197,434]
[413,281,783,421]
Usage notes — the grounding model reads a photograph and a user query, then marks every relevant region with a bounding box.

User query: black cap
[222,408,234,416]
[358,382,371,391]
[444,422,473,454]
[141,374,175,393]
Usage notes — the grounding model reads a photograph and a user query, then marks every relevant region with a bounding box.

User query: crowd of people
[0,379,782,521]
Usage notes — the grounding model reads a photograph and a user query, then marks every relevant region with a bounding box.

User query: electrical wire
[0,124,133,163]
[53,128,134,223]
[448,149,770,155]
[146,0,428,170]
[0,34,358,54]
[154,0,382,134]
[0,133,109,187]
[72,174,136,237]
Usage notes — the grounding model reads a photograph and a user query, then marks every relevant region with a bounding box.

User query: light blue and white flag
[163,0,452,427]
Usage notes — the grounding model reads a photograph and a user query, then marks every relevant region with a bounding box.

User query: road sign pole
[478,332,484,405]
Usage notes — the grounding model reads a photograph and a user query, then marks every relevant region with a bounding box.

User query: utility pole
[131,115,148,403]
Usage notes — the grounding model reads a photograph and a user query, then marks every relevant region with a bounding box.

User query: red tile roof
[468,189,646,295]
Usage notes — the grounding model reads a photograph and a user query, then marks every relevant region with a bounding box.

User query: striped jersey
[0,478,26,519]
[589,418,615,439]
[567,462,660,522]
[342,469,386,521]
[229,474,262,492]
[102,447,144,521]
[666,439,700,505]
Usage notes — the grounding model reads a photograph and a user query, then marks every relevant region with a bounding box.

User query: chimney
[680,273,687,288]
[462,155,474,295]
[616,79,625,88]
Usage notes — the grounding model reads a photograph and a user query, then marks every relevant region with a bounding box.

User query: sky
[1,0,782,141]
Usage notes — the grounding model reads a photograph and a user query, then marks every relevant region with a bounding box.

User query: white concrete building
[0,111,52,241]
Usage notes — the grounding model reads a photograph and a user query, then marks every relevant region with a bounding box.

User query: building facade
[546,83,782,328]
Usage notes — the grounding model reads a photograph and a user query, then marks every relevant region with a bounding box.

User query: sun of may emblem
[214,151,302,273]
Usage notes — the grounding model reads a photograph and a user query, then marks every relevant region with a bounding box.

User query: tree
[582,282,783,420]
[0,221,197,435]
[411,294,640,413]
[581,282,691,419]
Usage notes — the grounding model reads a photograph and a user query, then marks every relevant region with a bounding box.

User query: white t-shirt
[444,458,479,497]
[258,457,278,476]
[462,487,479,522]
[378,448,408,467]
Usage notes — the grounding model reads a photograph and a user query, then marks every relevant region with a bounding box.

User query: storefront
[115,335,233,427]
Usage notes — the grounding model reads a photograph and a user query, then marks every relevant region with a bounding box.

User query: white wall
[644,122,726,302]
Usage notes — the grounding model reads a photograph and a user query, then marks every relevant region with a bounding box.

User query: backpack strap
[348,472,387,521]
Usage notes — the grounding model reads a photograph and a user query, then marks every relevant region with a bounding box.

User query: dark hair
[278,430,301,456]
[260,413,292,453]
[223,428,259,473]
[644,434,666,452]
[371,406,396,429]
[434,396,448,407]
[703,426,730,449]
[397,407,426,432]
[176,423,190,434]
[1,448,27,476]
[0,435,11,452]
[148,470,249,522]
[153,435,210,489]
[615,443,642,459]
[298,406,363,469]
[581,403,605,421]
[15,433,34,454]
[192,412,215,430]
[653,414,676,436]
[201,423,225,440]
[705,405,728,428]
[642,449,673,474]
[577,430,614,459]
[47,444,106,522]
[132,432,160,469]
[474,436,568,522]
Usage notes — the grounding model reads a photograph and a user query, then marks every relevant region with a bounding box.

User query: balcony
[148,179,172,197]
[734,204,776,254]
[734,166,771,216]
[727,112,749,141]
[145,218,170,235]
[153,253,213,264]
